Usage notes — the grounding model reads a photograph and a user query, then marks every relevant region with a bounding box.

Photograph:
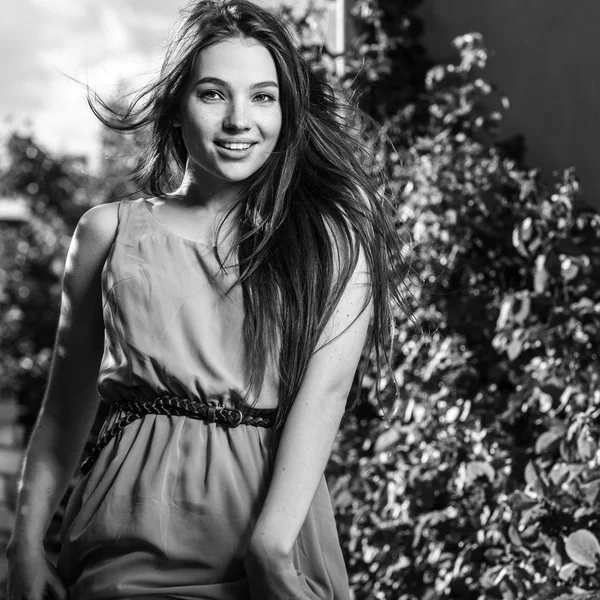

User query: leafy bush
[308,2,600,599]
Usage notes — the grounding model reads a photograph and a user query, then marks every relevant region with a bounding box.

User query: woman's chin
[214,164,264,183]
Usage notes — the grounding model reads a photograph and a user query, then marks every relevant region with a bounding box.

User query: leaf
[524,461,546,497]
[484,548,505,561]
[413,404,427,423]
[561,257,579,282]
[465,461,495,484]
[534,255,548,294]
[560,440,573,462]
[497,296,513,330]
[548,464,571,487]
[333,488,354,510]
[558,561,579,581]
[579,478,600,506]
[557,385,576,412]
[507,337,523,361]
[508,523,523,547]
[460,399,472,421]
[493,565,509,585]
[520,216,534,242]
[445,405,460,423]
[574,507,597,520]
[402,397,415,423]
[564,529,600,569]
[480,565,503,589]
[520,523,539,541]
[512,226,528,257]
[374,427,401,453]
[577,430,597,462]
[535,429,563,455]
[538,391,554,413]
[506,490,538,512]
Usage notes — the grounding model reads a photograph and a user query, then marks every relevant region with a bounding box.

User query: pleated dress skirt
[56,409,351,600]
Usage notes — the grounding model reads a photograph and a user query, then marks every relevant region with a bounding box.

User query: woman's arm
[246,244,372,596]
[7,202,119,551]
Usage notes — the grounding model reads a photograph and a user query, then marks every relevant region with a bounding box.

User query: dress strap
[105,198,139,245]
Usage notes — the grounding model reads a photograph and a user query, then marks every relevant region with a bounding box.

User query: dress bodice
[97,198,280,410]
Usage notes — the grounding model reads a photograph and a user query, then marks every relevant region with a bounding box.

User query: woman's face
[178,37,283,188]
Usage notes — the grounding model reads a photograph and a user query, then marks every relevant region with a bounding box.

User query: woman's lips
[214,141,257,159]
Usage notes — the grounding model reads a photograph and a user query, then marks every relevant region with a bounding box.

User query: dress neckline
[141,198,216,247]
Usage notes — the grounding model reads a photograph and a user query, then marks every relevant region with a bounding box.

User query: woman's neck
[172,168,244,217]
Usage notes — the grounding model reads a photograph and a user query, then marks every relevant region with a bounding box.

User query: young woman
[6,1,413,598]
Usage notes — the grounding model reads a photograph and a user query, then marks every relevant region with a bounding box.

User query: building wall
[417,0,600,209]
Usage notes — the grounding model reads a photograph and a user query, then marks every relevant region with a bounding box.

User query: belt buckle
[214,405,243,427]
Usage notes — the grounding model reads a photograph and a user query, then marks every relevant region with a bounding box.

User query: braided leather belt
[80,394,277,475]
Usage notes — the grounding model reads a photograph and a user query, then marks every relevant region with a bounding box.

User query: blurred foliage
[0,135,86,432]
[0,123,145,432]
[2,1,600,599]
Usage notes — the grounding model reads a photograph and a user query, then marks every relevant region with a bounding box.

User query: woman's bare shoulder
[78,202,119,235]
[63,202,122,279]
[74,201,121,253]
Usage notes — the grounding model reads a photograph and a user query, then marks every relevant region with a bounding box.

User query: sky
[2,0,310,167]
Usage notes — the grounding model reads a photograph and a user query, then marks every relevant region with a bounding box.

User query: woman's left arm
[245,247,373,598]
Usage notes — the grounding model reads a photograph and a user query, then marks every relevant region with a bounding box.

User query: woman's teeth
[220,143,253,150]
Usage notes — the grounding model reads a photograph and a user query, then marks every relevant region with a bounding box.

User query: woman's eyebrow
[250,81,279,90]
[194,76,279,90]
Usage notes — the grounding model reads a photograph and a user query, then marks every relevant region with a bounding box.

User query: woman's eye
[199,90,222,101]
[253,93,276,103]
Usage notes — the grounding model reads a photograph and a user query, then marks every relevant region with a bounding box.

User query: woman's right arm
[6,202,119,553]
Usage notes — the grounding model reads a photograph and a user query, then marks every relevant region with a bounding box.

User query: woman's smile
[214,139,258,159]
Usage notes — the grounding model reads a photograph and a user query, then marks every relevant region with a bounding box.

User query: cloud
[0,0,189,163]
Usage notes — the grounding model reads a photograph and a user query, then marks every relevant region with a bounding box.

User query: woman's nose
[224,102,250,131]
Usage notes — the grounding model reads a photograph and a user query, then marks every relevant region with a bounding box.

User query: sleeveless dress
[56,198,351,600]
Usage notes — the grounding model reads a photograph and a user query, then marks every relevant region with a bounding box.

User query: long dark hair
[90,0,417,454]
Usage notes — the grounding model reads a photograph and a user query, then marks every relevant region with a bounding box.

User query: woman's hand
[244,544,315,600]
[5,543,68,600]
